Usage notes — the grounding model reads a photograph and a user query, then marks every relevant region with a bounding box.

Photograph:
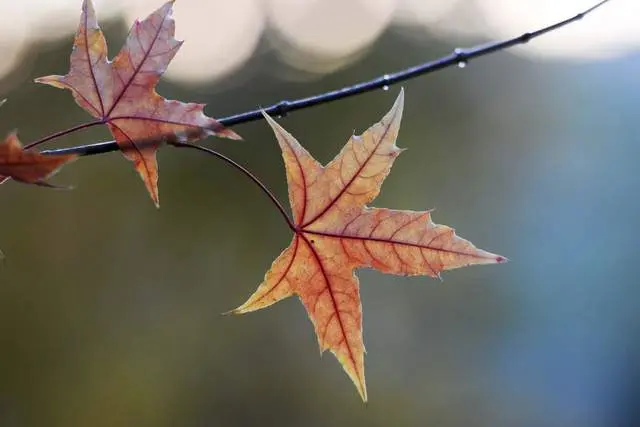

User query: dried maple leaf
[35,0,240,206]
[0,132,77,187]
[232,90,506,401]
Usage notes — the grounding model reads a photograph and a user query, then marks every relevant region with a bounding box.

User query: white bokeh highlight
[476,0,640,59]
[0,0,635,83]
[266,0,396,57]
[123,0,265,83]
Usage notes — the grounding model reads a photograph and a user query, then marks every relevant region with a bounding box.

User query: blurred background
[0,0,638,426]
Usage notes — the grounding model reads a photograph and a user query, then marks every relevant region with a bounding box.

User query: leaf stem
[170,141,296,232]
[24,119,104,150]
[39,0,611,157]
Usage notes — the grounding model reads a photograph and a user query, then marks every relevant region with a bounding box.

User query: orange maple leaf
[232,90,506,401]
[0,132,77,187]
[35,0,240,206]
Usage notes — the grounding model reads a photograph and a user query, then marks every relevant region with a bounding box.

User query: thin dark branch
[40,0,610,157]
[170,141,296,231]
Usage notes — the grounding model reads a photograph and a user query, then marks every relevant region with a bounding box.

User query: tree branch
[41,0,611,157]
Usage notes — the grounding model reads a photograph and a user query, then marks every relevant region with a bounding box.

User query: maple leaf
[231,90,506,401]
[0,132,77,187]
[35,0,240,206]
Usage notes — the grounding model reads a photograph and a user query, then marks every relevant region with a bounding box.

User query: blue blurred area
[0,16,638,427]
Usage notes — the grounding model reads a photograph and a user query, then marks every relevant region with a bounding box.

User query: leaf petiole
[170,141,296,232]
[24,119,105,150]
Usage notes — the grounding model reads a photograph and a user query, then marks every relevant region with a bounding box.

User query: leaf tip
[149,188,160,208]
[394,87,405,110]
[225,300,257,315]
[4,130,22,148]
[224,307,245,316]
[34,75,66,89]
[260,109,274,123]
[356,379,368,402]
[261,110,289,141]
[81,0,98,24]
[377,86,404,139]
[156,0,177,19]
[495,255,509,263]
[216,127,242,141]
[476,250,508,265]
[48,182,77,191]
[145,183,160,208]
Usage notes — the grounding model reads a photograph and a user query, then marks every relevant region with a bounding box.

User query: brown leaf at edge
[0,132,77,186]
